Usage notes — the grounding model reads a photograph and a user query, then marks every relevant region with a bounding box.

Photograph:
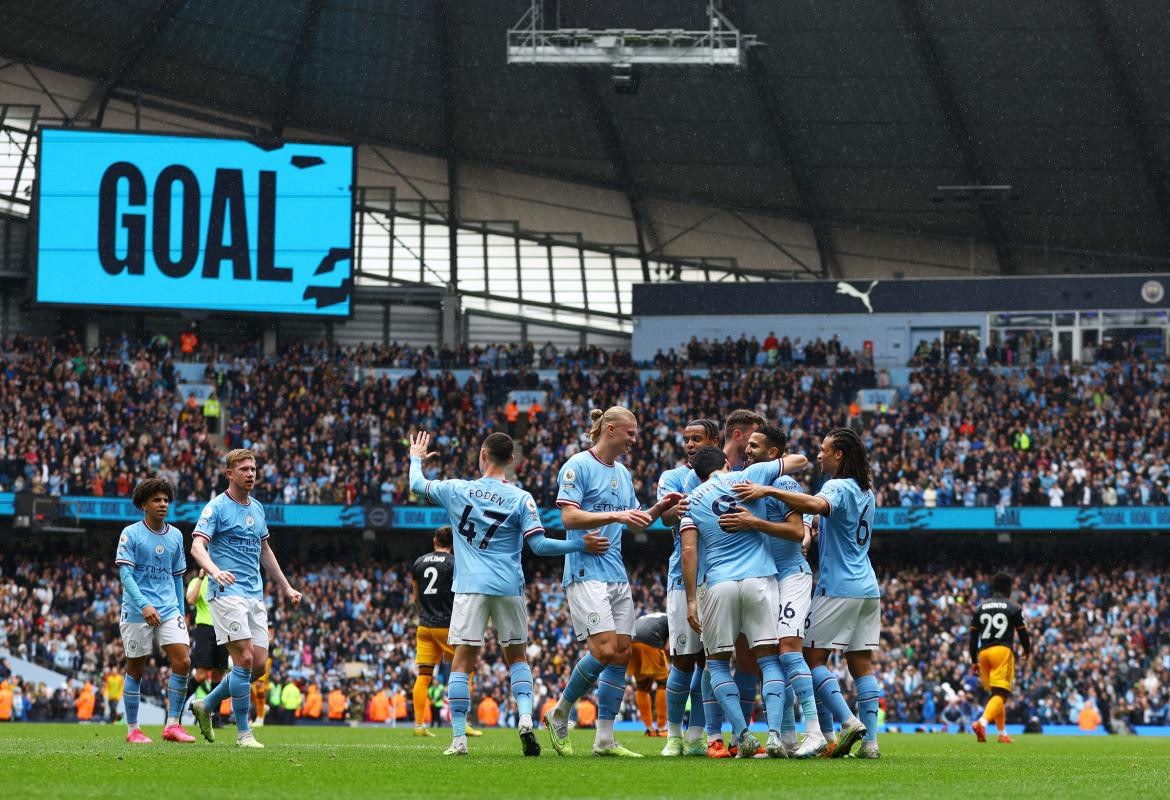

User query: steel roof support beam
[272,0,325,139]
[576,73,657,282]
[724,0,839,278]
[1084,0,1170,249]
[437,0,460,296]
[896,0,1017,274]
[71,0,185,127]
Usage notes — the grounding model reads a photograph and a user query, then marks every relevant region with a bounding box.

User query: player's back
[765,474,812,579]
[427,476,540,596]
[815,477,878,598]
[557,449,638,586]
[411,551,455,628]
[682,462,781,585]
[972,595,1025,652]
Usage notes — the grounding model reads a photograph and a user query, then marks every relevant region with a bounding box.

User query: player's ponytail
[827,427,872,491]
[588,406,636,443]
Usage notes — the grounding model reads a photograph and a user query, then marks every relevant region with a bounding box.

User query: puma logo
[835,280,879,313]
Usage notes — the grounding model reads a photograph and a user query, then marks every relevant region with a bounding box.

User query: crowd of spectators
[3,331,1167,510]
[2,545,1166,732]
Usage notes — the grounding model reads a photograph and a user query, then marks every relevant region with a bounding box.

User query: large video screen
[35,129,354,317]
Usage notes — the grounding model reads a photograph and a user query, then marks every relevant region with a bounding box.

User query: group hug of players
[111,407,1030,755]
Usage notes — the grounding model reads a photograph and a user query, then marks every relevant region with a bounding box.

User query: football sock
[687,666,706,731]
[701,668,724,739]
[508,662,534,728]
[855,674,880,742]
[203,672,231,712]
[636,689,654,730]
[229,666,252,734]
[596,664,627,747]
[167,671,188,726]
[758,655,786,734]
[781,652,821,737]
[655,686,667,731]
[812,665,857,727]
[447,671,470,738]
[734,670,757,724]
[983,694,1005,730]
[994,705,1006,734]
[781,682,797,742]
[556,653,603,718]
[666,666,692,737]
[123,674,140,729]
[707,661,748,737]
[817,697,837,741]
[413,672,432,726]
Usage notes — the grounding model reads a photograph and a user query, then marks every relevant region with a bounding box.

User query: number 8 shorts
[120,616,189,657]
[803,596,881,651]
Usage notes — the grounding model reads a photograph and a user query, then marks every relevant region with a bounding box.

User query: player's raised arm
[408,430,441,501]
[781,453,809,474]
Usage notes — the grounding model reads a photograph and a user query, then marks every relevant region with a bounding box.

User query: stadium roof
[4,0,1170,273]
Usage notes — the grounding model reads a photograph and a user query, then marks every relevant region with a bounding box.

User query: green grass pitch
[2,724,1161,799]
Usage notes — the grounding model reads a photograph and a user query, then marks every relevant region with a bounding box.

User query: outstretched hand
[409,430,437,460]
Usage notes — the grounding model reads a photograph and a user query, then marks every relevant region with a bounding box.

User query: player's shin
[706,661,748,736]
[124,674,141,729]
[733,670,757,724]
[229,666,252,734]
[413,672,432,728]
[508,662,534,729]
[780,652,821,737]
[595,664,627,747]
[556,652,604,719]
[812,665,857,727]
[203,672,232,711]
[855,674,881,743]
[167,670,188,726]
[817,698,836,742]
[700,668,724,741]
[781,683,797,744]
[666,666,692,738]
[758,656,786,734]
[447,672,471,741]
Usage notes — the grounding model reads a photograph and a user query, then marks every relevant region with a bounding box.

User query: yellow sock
[654,687,667,731]
[413,673,431,726]
[983,695,1005,727]
[635,689,654,730]
[994,704,1007,733]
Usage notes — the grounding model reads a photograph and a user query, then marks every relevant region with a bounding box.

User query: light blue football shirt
[556,448,639,587]
[115,520,186,622]
[815,478,878,598]
[413,463,544,597]
[763,473,812,580]
[679,460,783,586]
[193,492,269,601]
[658,465,700,589]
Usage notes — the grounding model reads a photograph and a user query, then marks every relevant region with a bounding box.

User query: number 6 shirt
[814,478,878,598]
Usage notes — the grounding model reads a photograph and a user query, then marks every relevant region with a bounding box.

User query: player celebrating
[719,425,827,757]
[189,449,302,749]
[734,428,880,758]
[628,613,670,736]
[544,407,683,758]
[679,446,792,759]
[969,572,1032,744]
[409,430,605,757]
[115,477,195,744]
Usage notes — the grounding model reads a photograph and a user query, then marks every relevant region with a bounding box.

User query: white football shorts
[566,580,635,642]
[699,575,780,655]
[209,595,270,650]
[776,571,813,640]
[447,593,529,647]
[120,615,189,657]
[666,587,703,656]
[803,595,881,652]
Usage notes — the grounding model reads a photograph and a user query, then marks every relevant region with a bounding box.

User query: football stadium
[0,2,1167,798]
